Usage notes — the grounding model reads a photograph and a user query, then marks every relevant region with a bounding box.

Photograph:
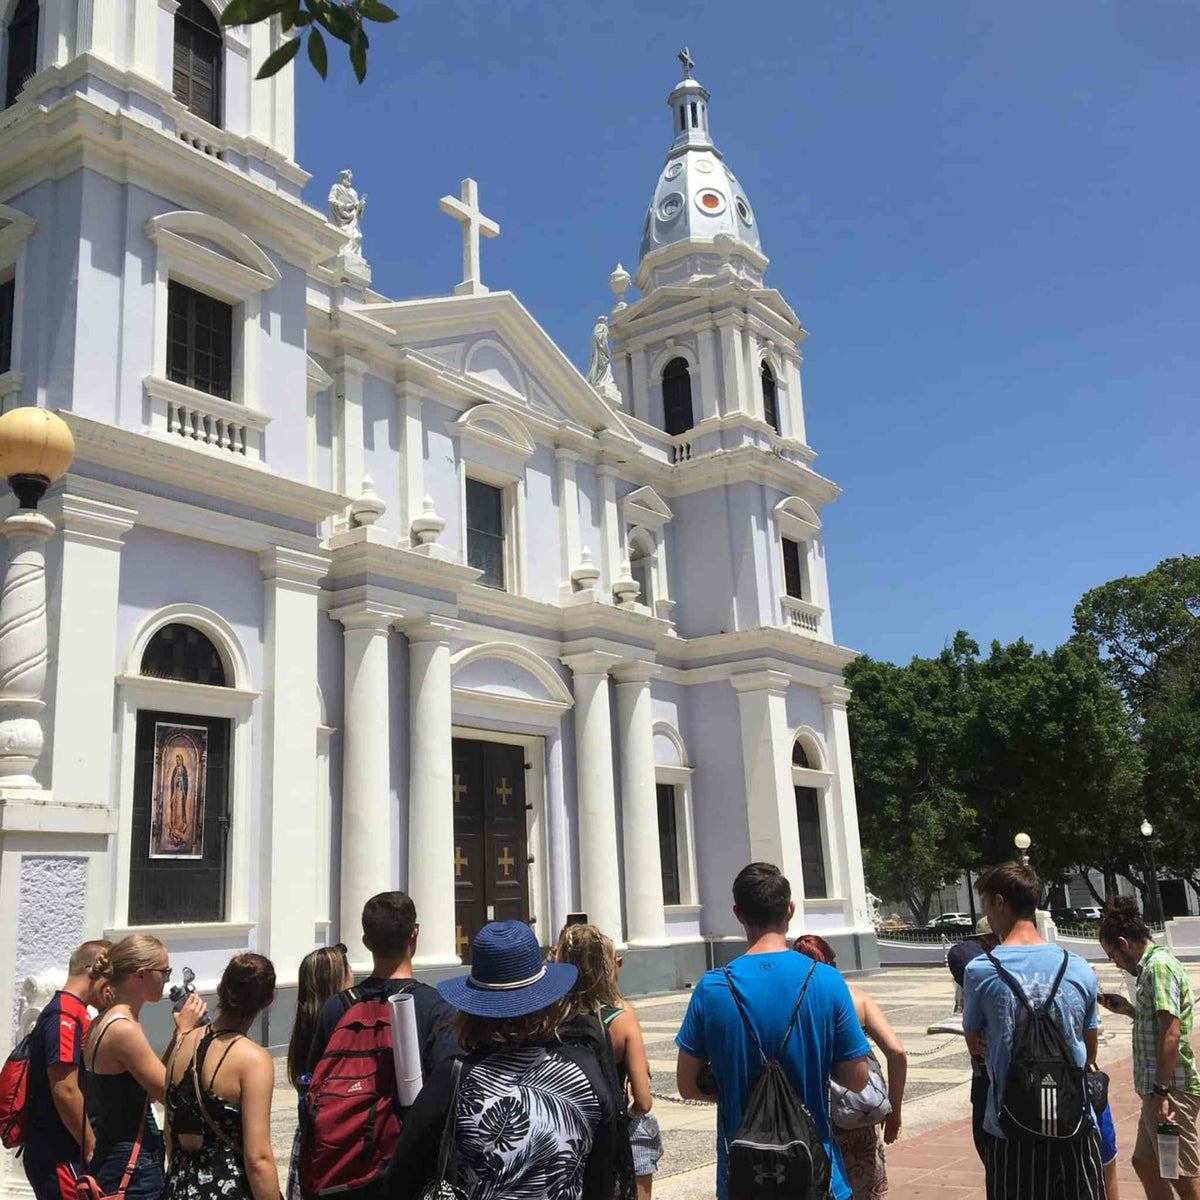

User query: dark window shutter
[173,0,222,126]
[656,783,681,906]
[166,280,233,400]
[140,623,228,687]
[466,478,506,590]
[761,361,780,434]
[0,278,14,375]
[795,786,828,900]
[662,357,694,436]
[5,0,39,109]
[782,537,804,599]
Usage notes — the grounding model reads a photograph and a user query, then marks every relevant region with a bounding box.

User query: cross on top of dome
[677,47,694,79]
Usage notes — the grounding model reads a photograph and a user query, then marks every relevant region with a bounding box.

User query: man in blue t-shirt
[676,862,870,1200]
[962,861,1105,1199]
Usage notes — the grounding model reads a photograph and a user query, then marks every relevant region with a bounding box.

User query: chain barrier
[650,1089,712,1107]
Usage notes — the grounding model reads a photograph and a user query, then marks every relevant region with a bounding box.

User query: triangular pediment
[352,290,637,444]
[621,485,673,527]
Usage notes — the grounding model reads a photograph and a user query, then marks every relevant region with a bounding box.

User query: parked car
[1076,906,1103,921]
[1052,906,1086,925]
[929,912,974,929]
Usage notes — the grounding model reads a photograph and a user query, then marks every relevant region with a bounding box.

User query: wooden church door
[451,738,529,963]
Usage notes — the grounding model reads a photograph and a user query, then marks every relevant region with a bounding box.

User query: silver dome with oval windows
[639,49,761,264]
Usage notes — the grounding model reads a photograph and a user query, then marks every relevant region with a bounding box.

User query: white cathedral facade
[0,3,876,1055]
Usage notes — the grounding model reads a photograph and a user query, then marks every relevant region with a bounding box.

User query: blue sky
[295,0,1198,666]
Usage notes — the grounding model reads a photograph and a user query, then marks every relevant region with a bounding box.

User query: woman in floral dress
[163,955,279,1200]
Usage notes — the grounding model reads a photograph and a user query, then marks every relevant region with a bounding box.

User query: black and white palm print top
[455,1047,601,1200]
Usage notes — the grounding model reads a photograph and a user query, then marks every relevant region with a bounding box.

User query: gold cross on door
[495,777,513,806]
[498,845,515,877]
[453,774,469,804]
[456,924,469,958]
[454,846,469,877]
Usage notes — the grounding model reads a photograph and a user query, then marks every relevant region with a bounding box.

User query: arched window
[661,357,694,436]
[140,622,228,686]
[792,740,810,769]
[761,361,780,435]
[173,0,222,127]
[5,0,38,109]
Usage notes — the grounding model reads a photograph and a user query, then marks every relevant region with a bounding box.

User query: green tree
[845,633,978,925]
[220,0,398,82]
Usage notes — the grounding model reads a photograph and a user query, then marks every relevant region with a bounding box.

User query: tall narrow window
[466,478,505,590]
[629,541,652,608]
[656,783,681,906]
[662,357,694,436]
[795,786,828,899]
[0,277,14,375]
[167,280,233,399]
[761,361,780,434]
[173,0,222,126]
[5,0,38,109]
[782,537,805,600]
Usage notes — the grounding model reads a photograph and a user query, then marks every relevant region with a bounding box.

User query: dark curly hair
[1099,895,1152,948]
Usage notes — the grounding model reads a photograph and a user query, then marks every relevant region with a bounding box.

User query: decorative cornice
[406,616,464,644]
[259,546,330,590]
[729,668,792,695]
[561,649,624,676]
[59,413,346,525]
[327,525,483,591]
[611,661,662,685]
[44,492,137,549]
[820,684,852,708]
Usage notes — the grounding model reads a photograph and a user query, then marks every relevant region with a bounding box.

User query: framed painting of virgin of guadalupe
[149,722,208,859]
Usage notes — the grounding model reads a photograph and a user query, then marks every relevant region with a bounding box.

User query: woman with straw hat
[391,921,617,1200]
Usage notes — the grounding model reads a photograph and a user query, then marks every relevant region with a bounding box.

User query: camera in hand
[168,966,209,1024]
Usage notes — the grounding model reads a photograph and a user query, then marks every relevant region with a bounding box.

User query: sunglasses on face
[144,966,173,981]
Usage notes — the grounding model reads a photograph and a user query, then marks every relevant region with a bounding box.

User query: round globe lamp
[1014,832,1031,852]
[0,407,75,509]
[1141,819,1153,839]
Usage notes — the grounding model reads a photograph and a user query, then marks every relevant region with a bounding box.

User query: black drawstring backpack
[723,961,833,1200]
[984,948,1088,1142]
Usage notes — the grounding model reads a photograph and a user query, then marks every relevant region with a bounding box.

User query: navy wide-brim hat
[439,920,578,1018]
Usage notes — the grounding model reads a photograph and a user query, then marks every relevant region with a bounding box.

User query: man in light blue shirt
[675,862,870,1200]
[963,861,1105,1199]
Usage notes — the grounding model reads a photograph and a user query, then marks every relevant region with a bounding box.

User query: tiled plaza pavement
[268,961,1197,1197]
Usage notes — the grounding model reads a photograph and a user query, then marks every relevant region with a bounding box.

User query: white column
[75,0,116,59]
[130,0,157,78]
[718,317,747,415]
[596,463,621,599]
[0,510,56,788]
[563,652,623,942]
[333,353,367,522]
[48,493,136,804]
[261,548,329,973]
[742,326,762,421]
[697,324,720,420]
[555,447,581,599]
[821,684,870,926]
[407,619,460,966]
[614,663,668,946]
[396,383,425,543]
[334,610,393,967]
[784,354,807,445]
[631,349,651,424]
[730,669,805,931]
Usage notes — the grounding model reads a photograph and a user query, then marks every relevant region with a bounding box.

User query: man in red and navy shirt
[23,941,111,1200]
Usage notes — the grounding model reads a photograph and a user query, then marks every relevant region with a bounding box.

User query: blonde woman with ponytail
[82,936,207,1200]
[553,924,661,1200]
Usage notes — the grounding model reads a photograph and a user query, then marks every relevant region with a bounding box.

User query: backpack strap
[984,948,1071,1015]
[722,960,818,1065]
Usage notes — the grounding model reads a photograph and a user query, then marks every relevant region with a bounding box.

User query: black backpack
[985,948,1088,1142]
[723,961,832,1200]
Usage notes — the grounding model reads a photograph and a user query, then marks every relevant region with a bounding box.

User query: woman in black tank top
[83,937,208,1200]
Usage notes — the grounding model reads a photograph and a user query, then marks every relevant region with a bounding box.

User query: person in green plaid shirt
[1100,895,1200,1197]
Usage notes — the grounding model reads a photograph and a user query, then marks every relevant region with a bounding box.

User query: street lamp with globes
[1141,819,1165,928]
[0,407,75,789]
[1014,831,1032,866]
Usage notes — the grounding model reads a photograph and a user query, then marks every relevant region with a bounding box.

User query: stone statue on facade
[587,315,614,391]
[328,169,367,257]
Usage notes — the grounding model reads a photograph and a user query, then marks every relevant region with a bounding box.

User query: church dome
[639,55,762,264]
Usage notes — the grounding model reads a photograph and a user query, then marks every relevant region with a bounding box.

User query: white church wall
[362,371,400,530]
[422,400,463,561]
[574,462,603,572]
[727,481,774,630]
[523,444,559,604]
[257,256,311,482]
[670,487,735,637]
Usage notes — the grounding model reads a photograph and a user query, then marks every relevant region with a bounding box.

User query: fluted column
[0,509,56,788]
[563,651,623,942]
[407,619,459,966]
[614,662,668,946]
[335,610,394,966]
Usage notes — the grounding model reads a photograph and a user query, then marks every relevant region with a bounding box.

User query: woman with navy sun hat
[389,921,618,1200]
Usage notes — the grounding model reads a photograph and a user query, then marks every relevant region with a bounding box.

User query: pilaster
[563,651,623,942]
[730,669,805,928]
[697,324,720,421]
[784,354,807,445]
[717,316,747,417]
[555,448,581,600]
[631,350,650,424]
[260,547,329,971]
[333,353,368,527]
[75,0,116,60]
[741,325,761,421]
[596,462,621,600]
[820,684,869,926]
[397,387,425,545]
[48,493,136,806]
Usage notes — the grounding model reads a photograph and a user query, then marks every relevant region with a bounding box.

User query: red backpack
[299,985,416,1197]
[0,1030,35,1149]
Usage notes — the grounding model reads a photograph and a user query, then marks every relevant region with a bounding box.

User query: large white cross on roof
[439,178,500,297]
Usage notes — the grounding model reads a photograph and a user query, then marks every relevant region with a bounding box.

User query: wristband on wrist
[1154,1083,1171,1097]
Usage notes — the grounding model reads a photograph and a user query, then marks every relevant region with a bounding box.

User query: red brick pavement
[886,1053,1148,1197]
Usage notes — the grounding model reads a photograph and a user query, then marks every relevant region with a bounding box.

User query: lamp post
[1141,819,1165,928]
[1014,831,1032,867]
[0,408,74,790]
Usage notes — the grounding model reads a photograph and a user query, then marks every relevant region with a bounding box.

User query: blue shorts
[1099,1103,1117,1165]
